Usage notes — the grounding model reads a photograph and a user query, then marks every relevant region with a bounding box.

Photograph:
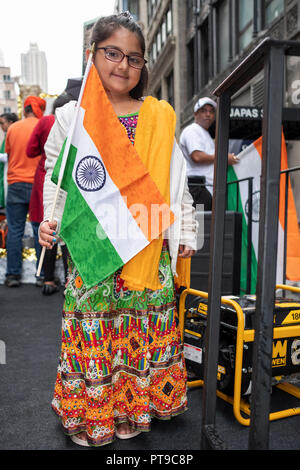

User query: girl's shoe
[115,427,141,440]
[70,433,90,447]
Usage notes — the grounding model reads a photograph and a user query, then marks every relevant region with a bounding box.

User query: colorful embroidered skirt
[51,244,188,446]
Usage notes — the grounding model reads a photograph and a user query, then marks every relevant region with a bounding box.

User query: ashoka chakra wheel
[75,156,106,192]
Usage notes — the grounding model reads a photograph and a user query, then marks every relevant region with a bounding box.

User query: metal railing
[227,166,300,295]
[199,38,300,451]
[226,176,253,294]
[190,162,300,296]
[281,165,300,289]
[189,177,254,294]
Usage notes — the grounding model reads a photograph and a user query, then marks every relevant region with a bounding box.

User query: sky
[0,0,116,95]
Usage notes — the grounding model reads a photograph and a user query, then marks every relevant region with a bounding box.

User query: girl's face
[93,27,143,99]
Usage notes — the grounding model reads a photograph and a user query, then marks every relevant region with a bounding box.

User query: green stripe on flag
[50,140,124,287]
[59,178,124,289]
[227,166,257,294]
[51,140,77,191]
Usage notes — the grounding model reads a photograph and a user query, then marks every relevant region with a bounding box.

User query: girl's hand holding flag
[39,220,57,249]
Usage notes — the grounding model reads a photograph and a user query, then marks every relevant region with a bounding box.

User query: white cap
[194,97,217,113]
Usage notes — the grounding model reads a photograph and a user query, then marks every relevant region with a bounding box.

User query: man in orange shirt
[4,96,46,287]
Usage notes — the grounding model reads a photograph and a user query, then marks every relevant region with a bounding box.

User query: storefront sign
[230,106,263,120]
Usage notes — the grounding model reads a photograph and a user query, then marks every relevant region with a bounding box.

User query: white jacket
[43,101,198,277]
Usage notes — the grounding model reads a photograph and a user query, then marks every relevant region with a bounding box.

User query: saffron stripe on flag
[81,65,174,240]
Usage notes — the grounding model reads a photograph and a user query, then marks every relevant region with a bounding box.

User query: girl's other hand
[39,220,58,249]
[178,244,195,258]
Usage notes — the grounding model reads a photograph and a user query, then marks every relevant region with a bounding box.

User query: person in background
[180,97,239,210]
[26,93,72,294]
[4,96,46,287]
[0,113,19,208]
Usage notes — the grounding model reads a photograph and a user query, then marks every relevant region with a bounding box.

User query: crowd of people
[0,95,71,293]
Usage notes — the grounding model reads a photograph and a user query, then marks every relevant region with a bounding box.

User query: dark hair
[52,92,74,114]
[90,12,148,99]
[24,105,33,114]
[0,112,18,123]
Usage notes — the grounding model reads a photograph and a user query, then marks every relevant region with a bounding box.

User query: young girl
[39,12,197,447]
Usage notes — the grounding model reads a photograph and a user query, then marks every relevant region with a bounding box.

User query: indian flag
[51,58,174,289]
[227,134,300,294]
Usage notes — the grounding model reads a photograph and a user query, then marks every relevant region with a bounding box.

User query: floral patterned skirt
[51,244,188,446]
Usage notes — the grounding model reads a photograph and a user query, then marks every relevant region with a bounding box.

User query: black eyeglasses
[95,47,147,70]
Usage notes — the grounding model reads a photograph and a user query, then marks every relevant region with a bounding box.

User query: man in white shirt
[180,97,238,210]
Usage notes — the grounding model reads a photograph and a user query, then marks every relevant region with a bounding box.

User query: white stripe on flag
[234,143,262,260]
[71,107,149,263]
[235,142,285,284]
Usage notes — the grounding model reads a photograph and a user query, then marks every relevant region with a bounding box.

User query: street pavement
[1,283,300,451]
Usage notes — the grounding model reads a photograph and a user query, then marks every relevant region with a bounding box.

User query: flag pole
[36,45,95,277]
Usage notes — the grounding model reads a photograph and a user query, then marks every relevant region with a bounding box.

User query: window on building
[238,0,254,51]
[196,0,204,10]
[3,107,11,113]
[187,39,195,100]
[149,47,153,67]
[3,74,11,82]
[152,41,157,62]
[264,0,284,26]
[157,29,162,55]
[127,0,139,19]
[186,0,194,27]
[149,3,173,67]
[161,18,167,45]
[200,19,209,86]
[166,3,173,35]
[166,70,174,108]
[147,0,159,23]
[217,0,230,72]
[3,90,11,100]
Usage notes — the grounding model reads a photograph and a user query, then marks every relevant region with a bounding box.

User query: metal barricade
[200,38,300,450]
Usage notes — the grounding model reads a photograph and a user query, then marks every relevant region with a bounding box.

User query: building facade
[182,0,300,215]
[97,1,299,140]
[82,17,100,74]
[21,43,48,93]
[181,0,300,125]
[0,66,18,116]
[138,0,300,215]
[139,1,300,128]
[0,65,18,145]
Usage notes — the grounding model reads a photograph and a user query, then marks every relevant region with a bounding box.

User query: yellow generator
[179,285,300,426]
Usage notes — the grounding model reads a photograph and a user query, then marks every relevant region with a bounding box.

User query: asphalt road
[1,283,300,451]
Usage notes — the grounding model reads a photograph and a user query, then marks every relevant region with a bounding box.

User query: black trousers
[43,243,69,283]
[188,176,212,211]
